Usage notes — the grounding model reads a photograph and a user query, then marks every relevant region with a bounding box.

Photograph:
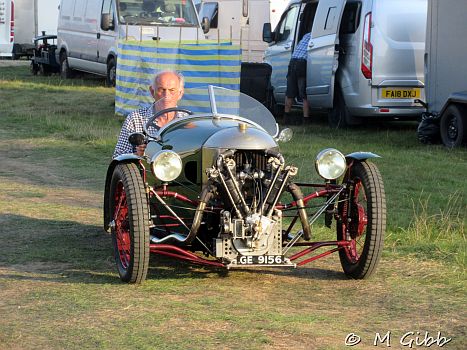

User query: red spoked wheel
[114,181,131,269]
[110,163,150,283]
[337,161,386,279]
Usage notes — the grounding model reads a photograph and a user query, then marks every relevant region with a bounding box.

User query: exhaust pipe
[150,184,215,245]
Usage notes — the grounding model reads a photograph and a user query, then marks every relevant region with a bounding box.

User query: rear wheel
[39,64,51,76]
[110,163,150,283]
[268,94,284,119]
[328,88,361,129]
[337,161,386,279]
[30,62,39,75]
[440,104,466,147]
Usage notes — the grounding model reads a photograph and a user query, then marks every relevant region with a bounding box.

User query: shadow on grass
[146,252,348,282]
[0,214,118,284]
[1,214,348,284]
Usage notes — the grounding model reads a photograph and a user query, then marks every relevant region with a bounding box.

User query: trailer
[0,0,59,59]
[424,0,467,147]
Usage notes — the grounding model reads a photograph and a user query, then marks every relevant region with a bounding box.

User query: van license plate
[381,88,421,99]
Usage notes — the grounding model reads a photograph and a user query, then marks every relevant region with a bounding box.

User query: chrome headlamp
[150,150,182,182]
[315,148,346,180]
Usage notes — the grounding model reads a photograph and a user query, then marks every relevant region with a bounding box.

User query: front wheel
[59,52,74,79]
[109,163,150,283]
[337,161,386,279]
[106,57,117,87]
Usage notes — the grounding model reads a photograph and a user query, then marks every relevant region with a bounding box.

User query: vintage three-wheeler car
[104,86,386,283]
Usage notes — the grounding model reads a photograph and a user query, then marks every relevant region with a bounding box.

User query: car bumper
[348,106,425,118]
[0,43,13,57]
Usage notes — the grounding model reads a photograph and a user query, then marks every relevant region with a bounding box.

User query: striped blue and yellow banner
[116,40,241,116]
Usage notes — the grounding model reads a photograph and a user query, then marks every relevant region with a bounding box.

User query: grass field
[0,65,465,349]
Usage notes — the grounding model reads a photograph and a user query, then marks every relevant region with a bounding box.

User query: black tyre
[106,57,117,87]
[39,64,51,76]
[440,104,466,148]
[337,161,386,279]
[109,163,150,283]
[12,44,21,60]
[268,94,284,119]
[328,88,361,129]
[30,62,39,75]
[59,51,74,79]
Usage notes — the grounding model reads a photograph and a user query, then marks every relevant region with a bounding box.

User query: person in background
[283,31,311,125]
[113,70,185,158]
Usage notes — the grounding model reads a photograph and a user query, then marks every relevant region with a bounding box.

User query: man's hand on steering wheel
[144,107,193,136]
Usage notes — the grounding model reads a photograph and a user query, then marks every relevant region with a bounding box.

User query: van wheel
[440,104,466,147]
[12,44,21,60]
[268,94,284,119]
[39,64,51,76]
[60,52,74,79]
[30,62,39,75]
[328,88,361,129]
[107,58,117,87]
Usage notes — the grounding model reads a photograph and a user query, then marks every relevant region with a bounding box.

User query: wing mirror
[262,23,274,43]
[276,128,293,143]
[128,132,146,146]
[201,16,211,34]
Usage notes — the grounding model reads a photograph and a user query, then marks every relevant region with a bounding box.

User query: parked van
[0,0,14,57]
[57,0,201,86]
[197,0,288,62]
[263,0,428,127]
[0,0,59,58]
[423,0,467,147]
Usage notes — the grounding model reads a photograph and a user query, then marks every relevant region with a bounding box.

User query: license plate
[237,255,285,265]
[381,88,421,99]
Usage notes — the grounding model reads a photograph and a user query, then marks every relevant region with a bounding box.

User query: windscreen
[208,86,279,137]
[117,0,199,26]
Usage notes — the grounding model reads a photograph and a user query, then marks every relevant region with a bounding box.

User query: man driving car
[113,70,185,158]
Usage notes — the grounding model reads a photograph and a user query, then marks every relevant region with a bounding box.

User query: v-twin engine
[207,149,298,262]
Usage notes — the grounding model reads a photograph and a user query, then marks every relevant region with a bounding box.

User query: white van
[57,0,201,86]
[197,0,288,62]
[0,0,59,58]
[263,0,428,127]
[0,0,14,57]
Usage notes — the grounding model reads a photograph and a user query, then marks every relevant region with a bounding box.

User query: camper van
[57,0,201,86]
[263,0,428,127]
[0,0,58,58]
[198,0,288,62]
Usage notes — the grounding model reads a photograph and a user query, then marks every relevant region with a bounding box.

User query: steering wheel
[144,107,193,136]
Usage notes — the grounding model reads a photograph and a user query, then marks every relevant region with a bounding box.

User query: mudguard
[103,154,143,232]
[345,152,381,161]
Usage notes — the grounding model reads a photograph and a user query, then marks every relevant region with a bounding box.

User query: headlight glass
[150,150,182,182]
[315,148,346,180]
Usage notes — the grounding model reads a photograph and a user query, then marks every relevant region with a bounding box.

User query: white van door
[97,0,117,75]
[306,0,346,108]
[0,0,14,57]
[263,3,300,103]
